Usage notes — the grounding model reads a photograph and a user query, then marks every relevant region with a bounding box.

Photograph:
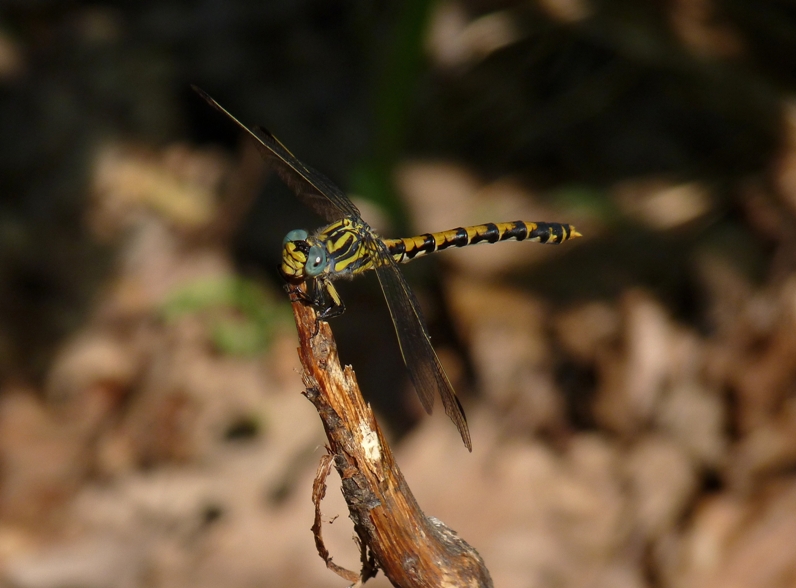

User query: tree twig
[290,290,493,587]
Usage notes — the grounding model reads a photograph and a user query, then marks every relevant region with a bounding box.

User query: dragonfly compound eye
[304,244,328,277]
[283,229,309,247]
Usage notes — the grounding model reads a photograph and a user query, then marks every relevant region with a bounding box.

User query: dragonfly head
[281,229,329,280]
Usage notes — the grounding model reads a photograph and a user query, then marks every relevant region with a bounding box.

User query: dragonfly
[194,86,581,451]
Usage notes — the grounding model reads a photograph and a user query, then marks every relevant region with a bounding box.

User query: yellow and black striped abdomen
[383,221,581,264]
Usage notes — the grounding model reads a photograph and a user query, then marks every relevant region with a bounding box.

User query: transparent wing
[368,237,472,451]
[193,86,361,223]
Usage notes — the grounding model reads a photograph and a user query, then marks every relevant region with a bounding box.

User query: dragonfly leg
[295,279,345,337]
[284,279,344,335]
[316,280,346,320]
[284,282,314,305]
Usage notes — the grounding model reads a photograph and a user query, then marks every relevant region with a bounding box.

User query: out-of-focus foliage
[162,276,289,356]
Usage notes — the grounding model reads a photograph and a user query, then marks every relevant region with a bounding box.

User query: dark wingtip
[454,394,473,452]
[190,84,211,102]
[462,432,473,452]
[190,85,231,119]
[461,427,472,451]
[253,125,276,140]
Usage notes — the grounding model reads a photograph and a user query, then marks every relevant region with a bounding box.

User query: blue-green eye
[283,229,309,246]
[304,244,328,277]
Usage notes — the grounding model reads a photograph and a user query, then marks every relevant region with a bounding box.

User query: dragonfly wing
[193,86,360,223]
[250,125,362,221]
[369,238,472,451]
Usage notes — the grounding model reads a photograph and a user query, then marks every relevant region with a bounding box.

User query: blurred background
[0,0,795,586]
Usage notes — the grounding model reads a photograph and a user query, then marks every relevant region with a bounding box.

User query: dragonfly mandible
[194,87,581,451]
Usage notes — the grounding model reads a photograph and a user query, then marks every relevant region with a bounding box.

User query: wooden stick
[289,293,493,587]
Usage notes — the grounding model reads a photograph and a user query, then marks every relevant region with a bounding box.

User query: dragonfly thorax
[282,218,378,283]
